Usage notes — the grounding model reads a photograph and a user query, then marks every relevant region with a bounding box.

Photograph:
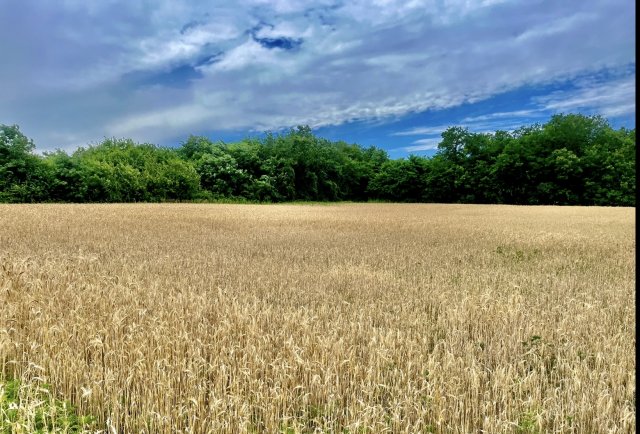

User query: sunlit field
[0,204,635,433]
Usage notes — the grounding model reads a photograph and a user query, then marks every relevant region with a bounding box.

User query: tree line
[0,114,635,205]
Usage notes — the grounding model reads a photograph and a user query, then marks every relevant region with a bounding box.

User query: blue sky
[0,0,635,157]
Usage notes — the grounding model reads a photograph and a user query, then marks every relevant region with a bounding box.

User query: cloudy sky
[0,0,635,156]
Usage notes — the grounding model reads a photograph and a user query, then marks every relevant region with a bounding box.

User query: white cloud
[460,110,542,123]
[204,38,275,72]
[393,125,450,136]
[391,68,635,149]
[109,105,213,137]
[0,0,634,150]
[254,21,312,39]
[136,22,240,68]
[514,13,597,42]
[534,74,635,118]
[404,138,441,152]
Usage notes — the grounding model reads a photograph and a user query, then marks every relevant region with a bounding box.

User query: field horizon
[0,203,635,433]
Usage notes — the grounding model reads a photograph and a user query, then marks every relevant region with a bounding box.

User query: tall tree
[0,125,50,202]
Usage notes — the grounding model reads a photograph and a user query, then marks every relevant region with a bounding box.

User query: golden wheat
[0,204,635,433]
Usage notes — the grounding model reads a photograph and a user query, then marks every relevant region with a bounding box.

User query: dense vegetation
[0,114,635,205]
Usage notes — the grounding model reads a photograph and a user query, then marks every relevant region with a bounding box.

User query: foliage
[0,378,95,433]
[0,114,635,205]
[0,125,50,202]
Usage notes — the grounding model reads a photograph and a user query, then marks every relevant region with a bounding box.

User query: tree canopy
[0,114,635,205]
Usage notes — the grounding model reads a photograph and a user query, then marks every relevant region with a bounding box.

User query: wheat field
[0,204,635,433]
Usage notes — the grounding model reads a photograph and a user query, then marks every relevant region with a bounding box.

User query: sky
[0,0,635,157]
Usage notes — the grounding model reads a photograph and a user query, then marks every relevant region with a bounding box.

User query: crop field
[0,204,635,433]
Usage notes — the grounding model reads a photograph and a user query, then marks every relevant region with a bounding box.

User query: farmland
[0,204,635,433]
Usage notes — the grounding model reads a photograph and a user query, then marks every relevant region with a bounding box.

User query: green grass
[0,378,95,433]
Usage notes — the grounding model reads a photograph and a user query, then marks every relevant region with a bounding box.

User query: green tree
[177,135,217,160]
[0,125,50,202]
[369,156,429,202]
[197,152,249,198]
[0,116,634,205]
